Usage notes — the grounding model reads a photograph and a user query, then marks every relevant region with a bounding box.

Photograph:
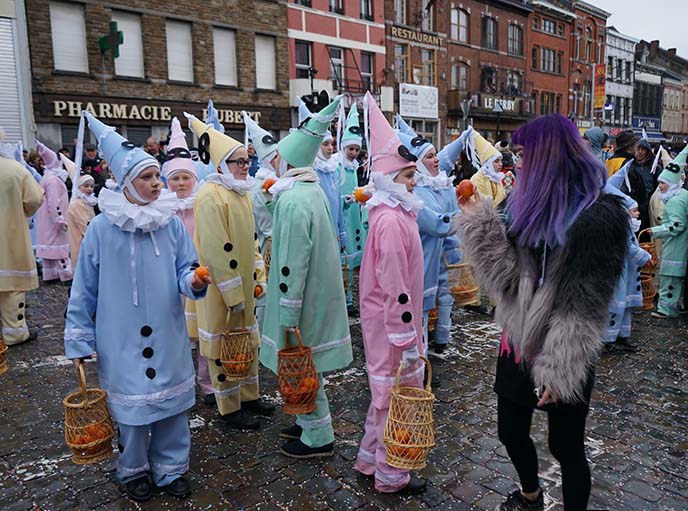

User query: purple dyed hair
[508,114,606,248]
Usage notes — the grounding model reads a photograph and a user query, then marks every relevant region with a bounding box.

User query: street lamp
[493,101,504,141]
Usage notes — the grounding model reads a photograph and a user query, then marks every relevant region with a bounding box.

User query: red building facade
[287,0,387,117]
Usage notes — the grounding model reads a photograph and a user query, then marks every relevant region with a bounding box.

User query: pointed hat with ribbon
[186,113,243,169]
[242,111,278,163]
[162,117,197,181]
[340,103,363,149]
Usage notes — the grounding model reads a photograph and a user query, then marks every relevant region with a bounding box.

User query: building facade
[0,0,34,144]
[604,25,636,137]
[527,0,574,119]
[443,0,533,143]
[287,0,387,118]
[28,0,290,150]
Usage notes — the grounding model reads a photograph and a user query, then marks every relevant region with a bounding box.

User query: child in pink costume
[354,92,427,494]
[162,117,214,400]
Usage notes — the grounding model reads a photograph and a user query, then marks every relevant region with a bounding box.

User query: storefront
[33,93,292,150]
[463,93,534,142]
[398,83,440,147]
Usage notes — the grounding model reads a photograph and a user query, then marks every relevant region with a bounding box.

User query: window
[557,23,565,36]
[109,11,144,78]
[394,44,408,83]
[213,28,237,86]
[573,83,580,116]
[585,27,592,63]
[295,41,312,79]
[294,0,311,6]
[361,51,374,91]
[532,16,539,30]
[481,67,497,93]
[540,48,555,73]
[166,20,193,82]
[576,27,582,60]
[625,62,632,83]
[556,52,562,74]
[255,35,276,90]
[508,24,523,56]
[583,79,592,117]
[542,18,556,34]
[620,59,626,82]
[506,71,520,96]
[360,0,373,21]
[421,49,435,86]
[597,36,604,63]
[329,0,343,14]
[49,2,88,72]
[450,63,468,90]
[482,17,497,50]
[410,120,437,148]
[394,0,406,24]
[329,46,344,82]
[607,56,613,79]
[421,0,433,32]
[532,46,538,70]
[451,8,469,43]
[555,94,561,113]
[540,92,555,115]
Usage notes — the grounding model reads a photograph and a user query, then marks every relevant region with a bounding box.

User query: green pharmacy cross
[99,21,124,59]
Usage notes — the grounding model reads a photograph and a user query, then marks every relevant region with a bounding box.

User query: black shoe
[464,304,488,314]
[427,329,436,344]
[280,440,334,459]
[433,343,446,355]
[220,409,260,430]
[651,311,671,319]
[498,489,544,511]
[242,398,275,416]
[123,475,153,502]
[25,331,38,343]
[616,337,638,353]
[347,305,359,318]
[602,342,620,354]
[396,476,427,495]
[202,393,216,406]
[279,424,303,440]
[163,476,191,499]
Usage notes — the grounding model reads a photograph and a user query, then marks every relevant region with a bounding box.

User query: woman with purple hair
[456,114,629,511]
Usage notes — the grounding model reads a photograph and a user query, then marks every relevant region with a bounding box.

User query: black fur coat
[457,194,629,403]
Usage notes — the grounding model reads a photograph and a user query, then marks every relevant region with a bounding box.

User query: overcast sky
[593,0,688,58]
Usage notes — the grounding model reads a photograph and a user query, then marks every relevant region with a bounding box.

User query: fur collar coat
[457,194,629,403]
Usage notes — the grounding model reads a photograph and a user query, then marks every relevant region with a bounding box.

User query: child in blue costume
[314,131,347,250]
[602,183,651,353]
[64,113,209,503]
[397,115,472,354]
[338,104,368,310]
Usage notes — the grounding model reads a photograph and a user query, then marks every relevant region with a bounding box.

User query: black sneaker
[123,474,153,502]
[242,398,275,416]
[279,424,303,440]
[433,343,446,355]
[616,337,638,353]
[202,393,216,406]
[280,439,334,459]
[396,476,427,495]
[498,489,544,511]
[651,311,670,319]
[464,304,488,314]
[219,409,260,430]
[163,476,191,499]
[602,342,620,354]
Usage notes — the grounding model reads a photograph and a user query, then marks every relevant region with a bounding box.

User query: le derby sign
[50,100,263,125]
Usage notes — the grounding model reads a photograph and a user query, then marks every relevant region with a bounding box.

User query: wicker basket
[384,356,435,470]
[447,263,480,306]
[263,237,272,279]
[220,311,255,381]
[0,335,8,376]
[641,274,657,310]
[427,309,438,333]
[64,363,114,464]
[278,328,318,415]
[638,229,657,275]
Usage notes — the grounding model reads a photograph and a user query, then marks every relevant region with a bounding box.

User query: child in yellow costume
[186,113,272,430]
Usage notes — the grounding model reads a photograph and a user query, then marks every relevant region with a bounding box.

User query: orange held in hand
[195,266,209,280]
[353,187,371,203]
[254,285,263,298]
[456,179,474,199]
[263,178,277,192]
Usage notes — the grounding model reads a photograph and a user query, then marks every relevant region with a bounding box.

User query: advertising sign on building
[593,64,606,110]
[399,83,438,119]
[632,115,661,130]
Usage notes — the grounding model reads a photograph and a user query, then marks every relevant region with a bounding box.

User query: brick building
[444,0,533,143]
[527,0,574,119]
[287,0,387,117]
[28,0,290,150]
[385,0,448,146]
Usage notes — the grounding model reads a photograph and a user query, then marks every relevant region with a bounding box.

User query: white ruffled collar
[205,172,256,195]
[659,183,683,203]
[98,188,178,233]
[74,191,98,207]
[314,154,339,174]
[256,166,277,181]
[481,161,504,184]
[269,167,318,199]
[366,172,424,214]
[416,170,453,190]
[45,167,69,182]
[105,178,119,191]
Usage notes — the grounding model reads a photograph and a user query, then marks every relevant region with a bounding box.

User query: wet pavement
[0,279,686,511]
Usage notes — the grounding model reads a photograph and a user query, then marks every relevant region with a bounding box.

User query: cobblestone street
[0,280,686,511]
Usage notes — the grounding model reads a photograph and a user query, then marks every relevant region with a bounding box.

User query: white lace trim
[64,328,96,342]
[368,362,424,385]
[36,243,69,251]
[3,325,28,335]
[0,269,37,277]
[216,275,243,292]
[151,462,189,475]
[106,375,195,407]
[388,331,416,342]
[296,413,332,430]
[423,286,438,297]
[255,260,265,269]
[199,323,257,344]
[376,470,409,485]
[215,386,241,398]
[117,463,150,477]
[261,334,350,354]
[184,312,197,320]
[357,447,375,463]
[279,297,303,308]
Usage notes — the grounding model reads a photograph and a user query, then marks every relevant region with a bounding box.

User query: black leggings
[497,395,591,511]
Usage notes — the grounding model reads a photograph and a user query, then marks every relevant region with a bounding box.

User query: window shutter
[167,20,193,82]
[112,12,144,78]
[255,35,276,90]
[49,1,88,72]
[214,28,237,86]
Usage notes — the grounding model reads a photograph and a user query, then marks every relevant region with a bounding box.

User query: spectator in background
[59,147,71,158]
[146,136,166,164]
[247,143,259,177]
[606,129,639,177]
[27,150,44,176]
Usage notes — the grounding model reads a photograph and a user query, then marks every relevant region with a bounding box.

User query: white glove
[232,302,245,313]
[402,346,419,366]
